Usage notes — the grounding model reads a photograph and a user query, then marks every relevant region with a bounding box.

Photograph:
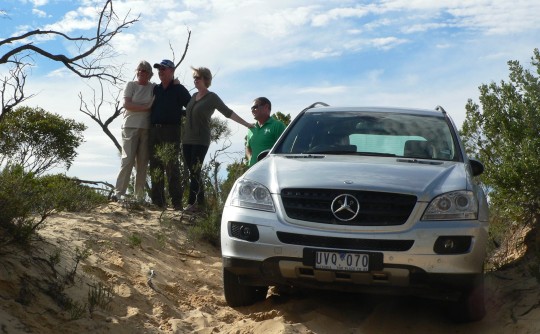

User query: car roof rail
[301,102,330,113]
[435,105,447,114]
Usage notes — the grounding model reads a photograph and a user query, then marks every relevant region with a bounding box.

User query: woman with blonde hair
[182,66,253,212]
[112,60,154,202]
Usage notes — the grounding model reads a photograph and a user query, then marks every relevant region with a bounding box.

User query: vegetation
[0,166,107,245]
[0,106,86,175]
[461,48,540,254]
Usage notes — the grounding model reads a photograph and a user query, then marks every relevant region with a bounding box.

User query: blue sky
[1,0,539,186]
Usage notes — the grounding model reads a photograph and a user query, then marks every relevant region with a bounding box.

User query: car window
[275,111,457,161]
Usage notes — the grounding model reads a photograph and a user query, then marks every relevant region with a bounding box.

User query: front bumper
[220,204,488,296]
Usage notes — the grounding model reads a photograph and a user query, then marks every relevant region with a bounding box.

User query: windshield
[274,111,458,161]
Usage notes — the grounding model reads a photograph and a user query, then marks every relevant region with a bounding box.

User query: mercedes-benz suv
[220,103,489,321]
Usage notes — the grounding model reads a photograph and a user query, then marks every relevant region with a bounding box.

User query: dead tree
[0,0,139,119]
[0,58,34,121]
[78,80,124,152]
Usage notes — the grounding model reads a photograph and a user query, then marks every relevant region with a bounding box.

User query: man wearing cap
[149,59,191,209]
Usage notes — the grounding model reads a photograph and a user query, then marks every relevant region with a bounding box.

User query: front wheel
[450,274,486,322]
[223,268,268,307]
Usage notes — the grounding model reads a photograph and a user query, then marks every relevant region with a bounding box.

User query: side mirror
[257,149,270,162]
[469,159,484,177]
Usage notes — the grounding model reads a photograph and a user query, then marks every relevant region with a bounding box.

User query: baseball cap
[153,59,175,69]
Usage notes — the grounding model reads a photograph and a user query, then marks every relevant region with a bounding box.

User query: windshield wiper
[357,152,396,157]
[304,150,358,155]
[283,154,325,159]
[397,158,443,165]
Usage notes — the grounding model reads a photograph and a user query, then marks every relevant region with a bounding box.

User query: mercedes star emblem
[331,194,360,221]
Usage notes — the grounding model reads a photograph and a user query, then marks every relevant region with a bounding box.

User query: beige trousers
[115,127,149,200]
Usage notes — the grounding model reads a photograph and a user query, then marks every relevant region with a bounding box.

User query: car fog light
[434,236,471,254]
[241,226,252,237]
[230,222,259,242]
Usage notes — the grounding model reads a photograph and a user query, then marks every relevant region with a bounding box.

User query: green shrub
[36,173,108,212]
[0,165,107,244]
[127,233,142,248]
[188,206,222,247]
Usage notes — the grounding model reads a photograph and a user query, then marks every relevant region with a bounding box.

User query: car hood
[243,155,472,202]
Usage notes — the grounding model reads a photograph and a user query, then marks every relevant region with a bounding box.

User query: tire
[223,268,268,307]
[450,274,486,322]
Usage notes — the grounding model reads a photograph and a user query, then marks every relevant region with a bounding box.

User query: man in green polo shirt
[246,97,286,167]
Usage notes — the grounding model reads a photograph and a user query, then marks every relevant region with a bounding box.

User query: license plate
[314,251,369,272]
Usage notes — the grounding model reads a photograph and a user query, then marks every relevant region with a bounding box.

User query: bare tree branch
[0,0,139,83]
[78,81,123,152]
[0,58,35,121]
[174,28,192,69]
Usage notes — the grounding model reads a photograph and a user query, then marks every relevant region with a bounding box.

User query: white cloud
[32,8,47,18]
[401,22,449,34]
[297,86,348,95]
[369,37,408,50]
[30,0,48,7]
[311,6,370,27]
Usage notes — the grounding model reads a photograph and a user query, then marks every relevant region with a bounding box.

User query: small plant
[66,246,92,283]
[49,248,62,267]
[87,282,113,315]
[128,233,142,248]
[154,232,167,249]
[158,214,175,228]
[188,207,221,247]
[67,300,87,320]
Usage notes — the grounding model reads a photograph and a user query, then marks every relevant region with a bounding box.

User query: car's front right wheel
[450,274,486,322]
[223,268,268,307]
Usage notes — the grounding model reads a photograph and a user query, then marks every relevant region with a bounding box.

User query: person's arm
[124,97,152,112]
[213,93,254,129]
[230,111,254,129]
[245,145,252,162]
[177,85,192,115]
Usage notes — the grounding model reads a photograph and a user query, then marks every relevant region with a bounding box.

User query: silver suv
[220,104,489,322]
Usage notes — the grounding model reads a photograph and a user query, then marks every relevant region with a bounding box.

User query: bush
[0,165,107,244]
[188,207,222,247]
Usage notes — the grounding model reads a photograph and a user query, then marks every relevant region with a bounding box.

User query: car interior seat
[404,140,432,159]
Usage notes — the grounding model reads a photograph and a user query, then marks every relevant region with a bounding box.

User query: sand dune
[0,203,539,333]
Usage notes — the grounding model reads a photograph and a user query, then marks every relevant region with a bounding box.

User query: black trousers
[182,144,209,206]
[148,125,182,208]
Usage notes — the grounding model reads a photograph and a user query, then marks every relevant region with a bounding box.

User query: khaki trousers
[115,127,149,200]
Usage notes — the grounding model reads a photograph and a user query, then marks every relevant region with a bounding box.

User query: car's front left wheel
[450,274,486,322]
[223,268,268,307]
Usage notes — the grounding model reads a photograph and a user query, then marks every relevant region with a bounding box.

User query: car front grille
[277,232,414,251]
[281,188,417,226]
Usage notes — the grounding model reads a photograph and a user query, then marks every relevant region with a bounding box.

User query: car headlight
[422,191,478,220]
[230,179,275,212]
